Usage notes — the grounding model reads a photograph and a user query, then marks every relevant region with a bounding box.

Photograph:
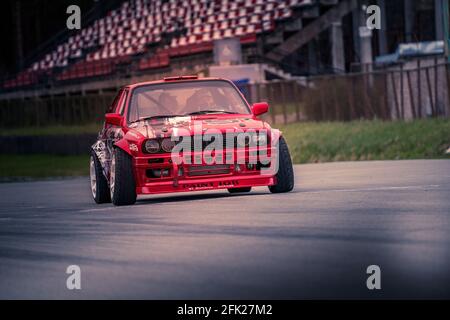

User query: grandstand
[1,0,354,97]
[1,0,448,102]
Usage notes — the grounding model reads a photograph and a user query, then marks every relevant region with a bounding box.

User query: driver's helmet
[196,89,214,107]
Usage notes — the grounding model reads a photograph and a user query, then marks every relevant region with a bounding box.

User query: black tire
[90,150,111,204]
[228,187,252,193]
[110,148,137,206]
[269,136,294,193]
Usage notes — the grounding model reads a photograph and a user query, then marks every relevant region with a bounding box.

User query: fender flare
[114,139,132,156]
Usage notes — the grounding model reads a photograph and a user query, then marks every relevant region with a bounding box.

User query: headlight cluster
[144,139,160,153]
[143,138,176,153]
[161,138,176,152]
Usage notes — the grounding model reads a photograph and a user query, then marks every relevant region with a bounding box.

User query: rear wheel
[90,151,111,204]
[228,187,252,193]
[110,148,137,206]
[269,136,294,193]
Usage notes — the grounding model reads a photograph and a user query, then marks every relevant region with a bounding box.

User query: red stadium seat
[3,0,307,87]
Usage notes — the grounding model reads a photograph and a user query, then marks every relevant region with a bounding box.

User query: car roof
[125,77,231,90]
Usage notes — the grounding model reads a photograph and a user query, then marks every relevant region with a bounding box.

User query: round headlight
[161,138,176,152]
[144,139,160,153]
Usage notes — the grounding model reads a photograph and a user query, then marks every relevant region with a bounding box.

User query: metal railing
[1,61,449,127]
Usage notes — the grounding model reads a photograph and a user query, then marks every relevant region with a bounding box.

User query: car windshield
[128,80,251,122]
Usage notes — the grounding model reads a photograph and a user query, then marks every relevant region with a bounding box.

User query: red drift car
[90,76,294,206]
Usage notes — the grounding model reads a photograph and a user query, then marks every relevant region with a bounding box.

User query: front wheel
[110,148,137,206]
[269,136,294,193]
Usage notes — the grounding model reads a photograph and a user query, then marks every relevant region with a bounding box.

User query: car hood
[128,115,268,139]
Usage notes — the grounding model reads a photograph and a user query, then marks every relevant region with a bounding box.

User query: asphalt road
[0,160,449,299]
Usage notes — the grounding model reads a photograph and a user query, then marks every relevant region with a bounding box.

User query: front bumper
[136,174,275,194]
[133,149,276,194]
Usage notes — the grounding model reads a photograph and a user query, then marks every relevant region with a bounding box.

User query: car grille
[175,133,261,152]
[186,164,231,177]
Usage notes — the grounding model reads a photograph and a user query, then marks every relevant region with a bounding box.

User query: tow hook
[173,162,179,187]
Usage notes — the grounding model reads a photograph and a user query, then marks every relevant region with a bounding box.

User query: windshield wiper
[186,110,238,115]
[130,114,185,123]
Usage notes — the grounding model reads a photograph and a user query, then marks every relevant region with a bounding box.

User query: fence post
[268,83,276,124]
[400,64,405,119]
[417,60,422,118]
[330,76,338,121]
[425,67,436,117]
[390,72,401,119]
[363,71,375,119]
[255,83,261,104]
[446,64,450,116]
[406,70,417,119]
[279,82,288,124]
[347,74,356,120]
[247,83,253,105]
[383,69,390,120]
[434,57,439,115]
[291,81,300,122]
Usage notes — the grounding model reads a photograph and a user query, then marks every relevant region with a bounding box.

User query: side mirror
[252,102,269,116]
[105,113,123,126]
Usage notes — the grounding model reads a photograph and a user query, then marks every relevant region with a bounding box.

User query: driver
[185,88,216,113]
[196,89,215,108]
[158,92,180,114]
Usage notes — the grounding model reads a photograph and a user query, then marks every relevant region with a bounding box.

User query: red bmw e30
[90,76,294,206]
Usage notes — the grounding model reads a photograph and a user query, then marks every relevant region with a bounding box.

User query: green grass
[0,119,448,180]
[279,119,450,164]
[0,123,101,136]
[0,155,89,180]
